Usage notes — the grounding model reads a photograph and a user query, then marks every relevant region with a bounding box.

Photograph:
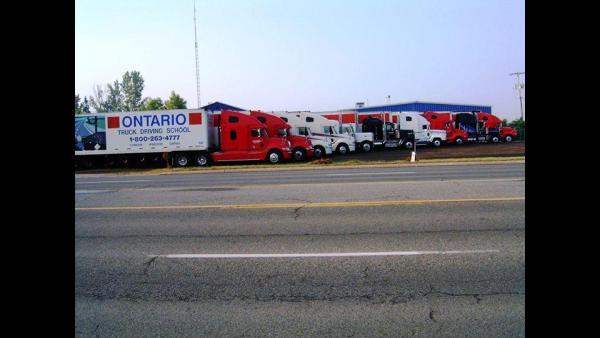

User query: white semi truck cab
[273,111,334,158]
[396,112,447,148]
[341,123,375,152]
[279,111,356,155]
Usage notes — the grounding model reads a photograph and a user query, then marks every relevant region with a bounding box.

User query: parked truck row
[74,108,518,169]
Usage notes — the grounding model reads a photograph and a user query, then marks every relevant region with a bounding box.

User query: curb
[76,157,525,177]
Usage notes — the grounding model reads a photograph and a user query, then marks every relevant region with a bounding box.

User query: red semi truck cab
[211,110,292,163]
[421,112,468,145]
[249,110,314,161]
[475,112,518,143]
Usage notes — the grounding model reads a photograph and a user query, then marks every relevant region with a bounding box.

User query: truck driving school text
[107,112,203,147]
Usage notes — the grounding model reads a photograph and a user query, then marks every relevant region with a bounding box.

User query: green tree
[106,80,124,112]
[121,71,145,111]
[82,97,91,114]
[509,118,525,129]
[140,97,165,111]
[164,91,187,109]
[90,84,108,113]
[75,94,82,115]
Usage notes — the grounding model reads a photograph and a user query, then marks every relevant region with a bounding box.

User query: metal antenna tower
[193,0,201,108]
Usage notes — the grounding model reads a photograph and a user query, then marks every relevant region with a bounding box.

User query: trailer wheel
[175,153,189,167]
[504,135,513,143]
[405,141,414,150]
[336,143,349,155]
[292,148,306,161]
[79,157,94,169]
[195,153,210,166]
[455,137,464,145]
[117,155,129,167]
[267,150,282,164]
[361,141,373,152]
[313,146,325,159]
[432,139,442,147]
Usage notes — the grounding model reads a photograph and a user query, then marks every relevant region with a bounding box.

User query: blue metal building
[352,101,492,113]
[201,101,245,111]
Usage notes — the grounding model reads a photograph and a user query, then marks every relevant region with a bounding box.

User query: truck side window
[228,116,239,123]
[306,117,314,122]
[298,127,308,136]
[422,125,427,130]
[257,117,266,123]
[251,129,260,137]
[230,130,237,140]
[281,117,288,122]
[406,116,412,121]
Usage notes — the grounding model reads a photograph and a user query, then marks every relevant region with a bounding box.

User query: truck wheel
[491,136,500,143]
[361,141,373,152]
[313,146,325,159]
[504,135,513,143]
[117,155,129,167]
[195,153,210,166]
[267,150,282,164]
[336,143,349,155]
[455,137,464,145]
[79,157,94,169]
[292,148,306,161]
[405,141,414,150]
[175,153,189,167]
[432,139,442,147]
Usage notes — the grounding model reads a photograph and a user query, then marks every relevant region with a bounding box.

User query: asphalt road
[75,163,525,337]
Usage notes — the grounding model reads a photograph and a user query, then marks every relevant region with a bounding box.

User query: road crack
[143,255,158,275]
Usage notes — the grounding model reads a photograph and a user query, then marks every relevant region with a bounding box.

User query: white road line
[326,172,416,176]
[76,180,153,184]
[75,190,112,194]
[155,250,499,259]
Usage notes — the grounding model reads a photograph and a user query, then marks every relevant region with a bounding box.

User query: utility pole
[193,0,201,108]
[509,72,525,121]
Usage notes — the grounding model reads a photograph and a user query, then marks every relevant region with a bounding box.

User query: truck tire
[405,141,414,150]
[292,148,306,161]
[361,141,373,152]
[267,150,282,164]
[195,153,210,166]
[313,146,325,159]
[175,153,189,167]
[135,154,147,167]
[117,155,129,167]
[79,157,94,169]
[336,143,349,155]
[504,135,513,143]
[432,138,442,147]
[491,136,500,143]
[455,137,464,145]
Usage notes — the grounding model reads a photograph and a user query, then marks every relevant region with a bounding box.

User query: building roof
[201,101,245,111]
[343,101,492,113]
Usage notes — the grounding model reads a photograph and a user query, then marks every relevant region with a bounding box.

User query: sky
[75,0,525,120]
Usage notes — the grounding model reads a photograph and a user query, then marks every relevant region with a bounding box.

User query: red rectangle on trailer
[107,116,120,128]
[189,112,202,125]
